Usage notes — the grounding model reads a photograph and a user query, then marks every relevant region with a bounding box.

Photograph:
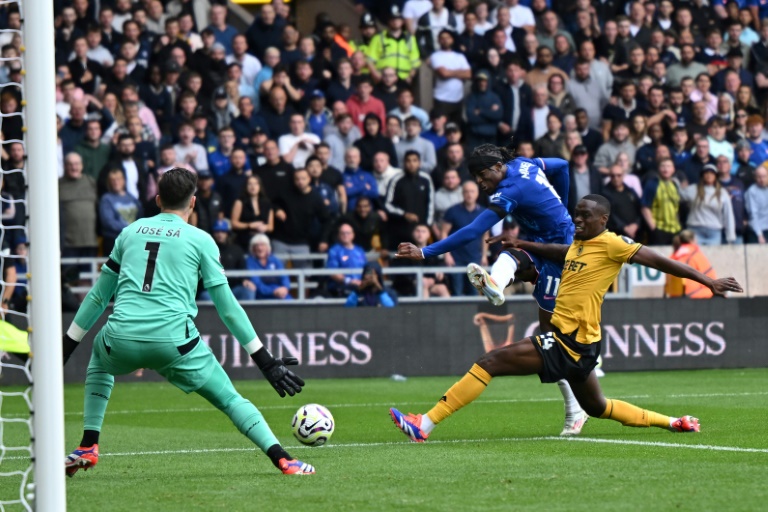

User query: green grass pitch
[1,368,767,511]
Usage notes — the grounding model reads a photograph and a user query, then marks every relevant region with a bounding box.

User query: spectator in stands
[496,60,532,144]
[573,107,603,157]
[344,261,396,308]
[371,151,402,201]
[346,76,387,134]
[396,116,437,174]
[173,121,209,173]
[733,139,757,187]
[272,168,331,266]
[231,175,274,251]
[567,145,602,213]
[342,146,378,212]
[746,115,768,166]
[716,155,747,244]
[59,153,98,259]
[69,36,103,96]
[368,5,421,84]
[246,234,292,300]
[667,44,708,88]
[601,81,640,142]
[433,168,463,234]
[74,119,111,180]
[255,139,294,203]
[334,196,381,252]
[428,29,471,123]
[603,164,643,239]
[681,164,736,245]
[373,66,402,112]
[635,123,668,180]
[314,144,347,211]
[745,166,768,243]
[458,10,485,68]
[306,155,341,218]
[325,223,368,297]
[642,158,682,245]
[594,121,636,174]
[102,134,150,205]
[385,150,435,249]
[192,169,221,235]
[261,85,294,139]
[199,218,255,299]
[354,113,399,172]
[526,45,569,89]
[567,58,610,133]
[664,230,718,299]
[389,87,430,131]
[209,127,241,178]
[441,181,486,296]
[59,98,113,155]
[466,70,503,150]
[277,113,320,168]
[434,141,469,185]
[216,148,251,218]
[534,113,565,159]
[683,137,715,186]
[325,114,360,171]
[99,166,143,254]
[547,72,575,117]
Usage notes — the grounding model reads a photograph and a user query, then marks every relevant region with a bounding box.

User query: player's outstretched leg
[567,372,700,433]
[466,251,522,305]
[196,363,315,474]
[557,379,589,436]
[390,338,543,442]
[66,343,114,477]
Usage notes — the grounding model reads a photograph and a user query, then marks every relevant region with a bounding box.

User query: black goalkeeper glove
[63,334,79,365]
[251,347,305,397]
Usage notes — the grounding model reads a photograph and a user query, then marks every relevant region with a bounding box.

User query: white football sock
[490,252,518,289]
[420,414,435,434]
[557,380,582,419]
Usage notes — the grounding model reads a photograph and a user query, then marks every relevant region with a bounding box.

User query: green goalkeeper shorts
[91,329,217,393]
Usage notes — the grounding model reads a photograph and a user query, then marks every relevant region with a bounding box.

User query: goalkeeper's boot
[669,415,700,433]
[389,408,429,443]
[560,410,589,437]
[65,444,99,477]
[467,263,505,306]
[278,458,315,475]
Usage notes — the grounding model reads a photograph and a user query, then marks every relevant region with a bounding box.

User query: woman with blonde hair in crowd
[561,130,583,162]
[735,85,759,115]
[629,114,650,150]
[715,93,734,127]
[613,151,643,198]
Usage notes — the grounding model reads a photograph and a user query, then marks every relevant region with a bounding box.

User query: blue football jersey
[488,157,574,244]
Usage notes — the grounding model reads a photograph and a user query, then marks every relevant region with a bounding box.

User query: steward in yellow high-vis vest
[367,5,421,83]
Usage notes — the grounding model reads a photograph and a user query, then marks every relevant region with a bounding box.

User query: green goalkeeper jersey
[104,213,228,343]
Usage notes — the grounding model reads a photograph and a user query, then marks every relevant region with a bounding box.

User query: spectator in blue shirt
[746,114,768,166]
[345,261,397,308]
[326,223,368,297]
[207,4,239,55]
[421,110,448,152]
[245,234,292,300]
[307,156,341,217]
[441,181,487,296]
[208,126,252,177]
[231,96,270,147]
[98,167,143,255]
[343,146,379,211]
[306,90,333,139]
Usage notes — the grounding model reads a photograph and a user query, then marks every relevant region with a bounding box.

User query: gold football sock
[601,399,671,428]
[426,364,492,424]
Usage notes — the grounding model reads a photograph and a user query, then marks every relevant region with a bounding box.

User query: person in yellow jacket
[351,12,379,73]
[665,230,717,299]
[367,5,421,84]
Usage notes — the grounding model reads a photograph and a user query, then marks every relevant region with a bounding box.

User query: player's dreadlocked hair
[468,143,517,176]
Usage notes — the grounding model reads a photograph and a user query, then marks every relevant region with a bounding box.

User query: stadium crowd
[5,0,768,300]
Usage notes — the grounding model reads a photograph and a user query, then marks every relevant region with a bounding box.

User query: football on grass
[292,404,335,446]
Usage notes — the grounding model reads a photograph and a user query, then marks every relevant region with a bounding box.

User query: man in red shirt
[346,76,387,134]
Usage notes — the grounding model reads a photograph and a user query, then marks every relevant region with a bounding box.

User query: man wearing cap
[197,220,256,302]
[192,169,222,236]
[466,71,503,150]
[368,5,421,83]
[306,89,333,139]
[351,12,379,68]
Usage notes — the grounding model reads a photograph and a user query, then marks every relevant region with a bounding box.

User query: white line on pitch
[3,390,767,419]
[5,436,767,462]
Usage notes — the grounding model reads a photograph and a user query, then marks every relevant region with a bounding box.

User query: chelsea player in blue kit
[394,144,588,435]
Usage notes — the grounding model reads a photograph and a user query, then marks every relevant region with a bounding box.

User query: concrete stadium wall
[629,245,768,298]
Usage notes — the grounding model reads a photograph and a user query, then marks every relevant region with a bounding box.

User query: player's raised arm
[535,157,570,204]
[630,246,743,296]
[395,208,502,260]
[206,283,304,397]
[62,260,120,364]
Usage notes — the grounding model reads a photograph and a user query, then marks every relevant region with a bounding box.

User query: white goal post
[26,0,67,508]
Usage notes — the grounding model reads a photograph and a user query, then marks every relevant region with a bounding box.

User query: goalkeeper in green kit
[62,168,315,476]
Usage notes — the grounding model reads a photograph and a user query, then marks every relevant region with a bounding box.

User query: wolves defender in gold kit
[390,195,743,441]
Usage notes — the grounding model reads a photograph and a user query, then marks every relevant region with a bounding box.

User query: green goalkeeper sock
[82,369,114,432]
[196,364,280,453]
